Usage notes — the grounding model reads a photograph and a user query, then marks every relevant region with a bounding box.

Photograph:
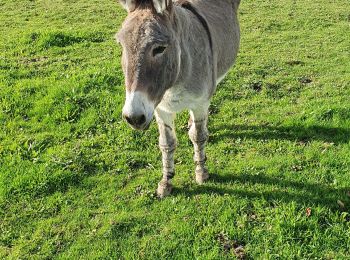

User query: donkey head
[117,0,180,130]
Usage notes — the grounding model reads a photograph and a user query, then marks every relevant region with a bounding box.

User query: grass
[0,0,349,258]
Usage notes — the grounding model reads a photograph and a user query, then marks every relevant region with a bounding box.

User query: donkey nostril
[124,114,146,127]
[136,114,146,125]
[124,116,133,125]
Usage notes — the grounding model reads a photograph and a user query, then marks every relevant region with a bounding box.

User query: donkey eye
[152,46,166,57]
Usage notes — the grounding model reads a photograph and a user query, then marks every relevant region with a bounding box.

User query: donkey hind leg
[189,107,210,184]
[155,109,177,198]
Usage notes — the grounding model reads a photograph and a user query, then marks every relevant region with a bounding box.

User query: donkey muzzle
[123,112,147,129]
[122,91,154,130]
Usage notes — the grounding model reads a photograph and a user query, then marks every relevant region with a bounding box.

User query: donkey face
[117,0,180,130]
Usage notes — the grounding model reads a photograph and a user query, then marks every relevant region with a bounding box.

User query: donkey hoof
[157,181,173,198]
[195,168,209,185]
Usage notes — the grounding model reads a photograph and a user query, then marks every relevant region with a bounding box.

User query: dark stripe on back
[177,1,213,54]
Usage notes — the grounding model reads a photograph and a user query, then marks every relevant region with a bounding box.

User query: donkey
[116,0,240,198]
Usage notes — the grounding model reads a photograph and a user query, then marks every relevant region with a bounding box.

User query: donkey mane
[135,0,154,9]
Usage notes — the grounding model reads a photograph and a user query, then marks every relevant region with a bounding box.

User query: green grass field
[1,0,350,258]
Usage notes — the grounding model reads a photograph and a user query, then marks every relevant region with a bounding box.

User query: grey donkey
[116,0,240,198]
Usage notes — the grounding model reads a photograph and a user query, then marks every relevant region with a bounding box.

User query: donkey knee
[189,122,209,161]
[188,120,208,144]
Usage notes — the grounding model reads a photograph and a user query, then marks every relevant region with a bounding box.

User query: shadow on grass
[209,124,350,144]
[174,172,349,212]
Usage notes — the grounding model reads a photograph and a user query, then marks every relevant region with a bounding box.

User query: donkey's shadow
[175,173,349,212]
[209,124,350,144]
[174,124,350,211]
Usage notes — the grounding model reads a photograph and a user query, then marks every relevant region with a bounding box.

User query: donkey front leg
[189,107,210,184]
[155,109,177,198]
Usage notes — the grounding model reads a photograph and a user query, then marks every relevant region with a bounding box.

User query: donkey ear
[119,0,137,12]
[152,0,172,14]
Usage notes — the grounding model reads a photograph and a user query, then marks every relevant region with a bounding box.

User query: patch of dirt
[216,232,247,259]
[286,60,305,66]
[250,81,263,92]
[298,76,312,84]
[21,56,48,64]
